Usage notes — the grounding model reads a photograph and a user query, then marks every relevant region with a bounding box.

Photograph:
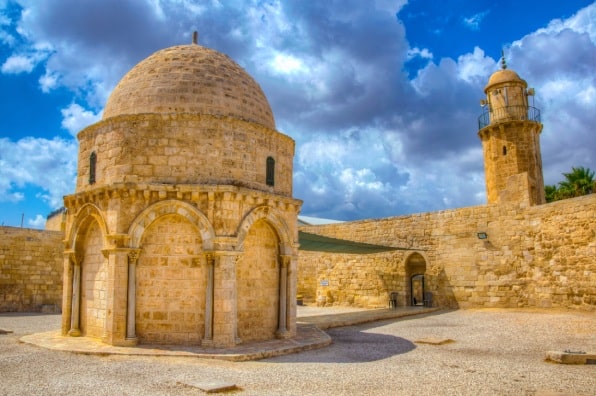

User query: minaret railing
[478,105,541,130]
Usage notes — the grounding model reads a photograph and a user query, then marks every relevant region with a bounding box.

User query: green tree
[558,166,595,198]
[546,166,595,202]
[544,184,559,203]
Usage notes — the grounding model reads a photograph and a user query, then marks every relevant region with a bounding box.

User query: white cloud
[38,70,58,92]
[0,136,78,208]
[270,53,307,75]
[538,2,596,42]
[61,103,101,137]
[27,214,46,228]
[456,46,496,83]
[1,54,35,73]
[462,10,489,30]
[407,46,433,60]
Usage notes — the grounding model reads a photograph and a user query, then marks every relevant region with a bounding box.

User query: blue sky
[0,0,595,228]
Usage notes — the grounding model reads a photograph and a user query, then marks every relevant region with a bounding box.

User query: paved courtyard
[0,307,594,395]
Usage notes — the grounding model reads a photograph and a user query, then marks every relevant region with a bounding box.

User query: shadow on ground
[268,328,416,363]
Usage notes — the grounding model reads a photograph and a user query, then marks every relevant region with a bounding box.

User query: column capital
[100,247,138,259]
[128,249,142,263]
[279,255,294,267]
[204,252,215,263]
[64,249,81,266]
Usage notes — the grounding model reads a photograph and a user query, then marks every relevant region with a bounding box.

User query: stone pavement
[19,306,439,361]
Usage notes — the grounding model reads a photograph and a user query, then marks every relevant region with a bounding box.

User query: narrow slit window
[266,156,275,186]
[502,146,507,155]
[89,152,97,185]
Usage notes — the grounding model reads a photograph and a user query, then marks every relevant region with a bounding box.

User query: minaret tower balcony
[478,105,541,130]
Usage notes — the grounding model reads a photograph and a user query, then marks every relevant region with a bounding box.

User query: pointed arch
[65,203,109,251]
[63,203,109,339]
[236,205,294,254]
[403,251,429,268]
[128,200,215,250]
[404,251,429,306]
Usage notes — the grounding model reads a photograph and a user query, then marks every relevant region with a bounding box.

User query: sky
[0,0,594,228]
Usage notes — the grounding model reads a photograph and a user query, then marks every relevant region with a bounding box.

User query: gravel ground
[0,309,594,396]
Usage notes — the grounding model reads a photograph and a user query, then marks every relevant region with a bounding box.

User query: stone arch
[128,200,215,250]
[66,203,109,252]
[404,252,428,306]
[65,204,109,338]
[235,205,295,342]
[236,205,294,254]
[134,211,207,345]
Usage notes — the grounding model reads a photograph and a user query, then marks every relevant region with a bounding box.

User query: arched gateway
[405,252,428,306]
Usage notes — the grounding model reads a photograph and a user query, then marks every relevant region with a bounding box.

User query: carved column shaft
[202,253,215,346]
[68,253,82,337]
[276,255,290,338]
[126,250,140,341]
[61,251,74,336]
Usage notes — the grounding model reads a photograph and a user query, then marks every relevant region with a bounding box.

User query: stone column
[68,254,82,337]
[61,250,75,336]
[202,252,215,346]
[212,251,240,347]
[275,255,290,338]
[125,250,140,344]
[286,255,298,336]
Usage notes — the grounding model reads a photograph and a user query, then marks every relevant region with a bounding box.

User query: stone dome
[484,68,527,92]
[103,44,275,129]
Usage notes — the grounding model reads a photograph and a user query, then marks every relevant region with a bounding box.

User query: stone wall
[45,208,66,232]
[76,114,295,197]
[0,227,64,312]
[298,194,595,311]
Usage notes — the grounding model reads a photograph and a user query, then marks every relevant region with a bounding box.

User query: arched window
[89,152,97,185]
[266,156,275,186]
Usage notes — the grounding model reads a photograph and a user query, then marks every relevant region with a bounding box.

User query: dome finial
[192,31,198,45]
[501,49,507,70]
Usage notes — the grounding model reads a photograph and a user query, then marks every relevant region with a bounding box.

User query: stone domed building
[61,37,302,347]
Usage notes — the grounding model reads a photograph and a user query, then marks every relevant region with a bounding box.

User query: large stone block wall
[0,227,64,312]
[298,194,595,311]
[136,214,206,344]
[479,122,545,205]
[76,114,295,197]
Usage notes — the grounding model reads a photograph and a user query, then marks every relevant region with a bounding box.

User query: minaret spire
[192,31,198,45]
[501,49,507,70]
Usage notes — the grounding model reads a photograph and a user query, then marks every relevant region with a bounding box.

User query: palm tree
[557,166,595,199]
[544,184,559,203]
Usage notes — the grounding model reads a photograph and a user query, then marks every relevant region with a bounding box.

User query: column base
[275,329,291,339]
[201,339,214,347]
[67,328,81,337]
[120,337,138,347]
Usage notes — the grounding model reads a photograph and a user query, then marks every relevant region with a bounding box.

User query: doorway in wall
[405,252,427,306]
[410,274,425,306]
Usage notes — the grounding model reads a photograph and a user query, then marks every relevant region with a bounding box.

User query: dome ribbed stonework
[102,45,275,129]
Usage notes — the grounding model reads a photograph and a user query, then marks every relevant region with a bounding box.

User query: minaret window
[266,156,275,186]
[89,152,97,185]
[503,146,507,156]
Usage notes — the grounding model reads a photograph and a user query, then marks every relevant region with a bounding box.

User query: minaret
[478,53,545,206]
